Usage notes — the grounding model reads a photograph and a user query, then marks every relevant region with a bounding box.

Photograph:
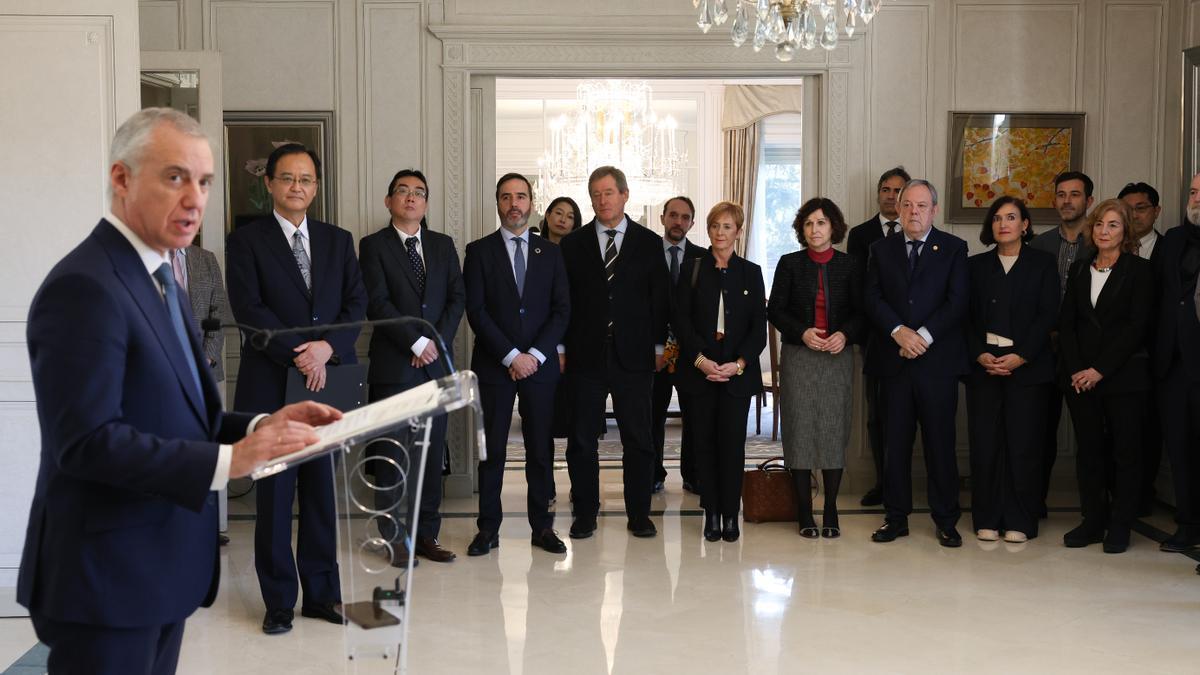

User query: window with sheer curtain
[746,113,803,293]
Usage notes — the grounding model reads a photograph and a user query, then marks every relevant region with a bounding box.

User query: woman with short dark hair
[965,196,1059,543]
[538,196,582,244]
[768,197,863,538]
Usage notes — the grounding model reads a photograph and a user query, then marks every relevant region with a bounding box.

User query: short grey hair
[588,165,629,194]
[899,178,939,207]
[108,107,206,198]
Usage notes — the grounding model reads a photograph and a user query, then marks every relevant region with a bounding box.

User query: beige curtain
[723,122,760,256]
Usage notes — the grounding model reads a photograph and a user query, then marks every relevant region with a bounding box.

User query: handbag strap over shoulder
[756,456,788,472]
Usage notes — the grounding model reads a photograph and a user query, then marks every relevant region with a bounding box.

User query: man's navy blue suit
[19,219,257,672]
[463,229,570,534]
[225,216,366,614]
[864,226,969,530]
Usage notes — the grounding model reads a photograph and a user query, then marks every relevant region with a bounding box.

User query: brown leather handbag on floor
[742,456,799,523]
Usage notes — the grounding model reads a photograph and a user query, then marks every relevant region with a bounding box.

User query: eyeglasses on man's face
[391,187,428,200]
[272,174,317,188]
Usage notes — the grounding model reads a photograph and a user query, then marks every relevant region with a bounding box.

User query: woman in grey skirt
[768,197,864,538]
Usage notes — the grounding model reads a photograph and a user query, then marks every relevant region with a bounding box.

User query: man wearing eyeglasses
[1118,181,1165,516]
[359,169,466,564]
[226,143,367,636]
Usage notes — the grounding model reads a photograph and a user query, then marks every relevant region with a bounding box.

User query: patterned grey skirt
[779,342,854,469]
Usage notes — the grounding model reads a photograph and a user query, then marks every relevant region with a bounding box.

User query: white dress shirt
[274,211,310,260]
[878,213,900,238]
[1136,230,1159,260]
[595,216,628,257]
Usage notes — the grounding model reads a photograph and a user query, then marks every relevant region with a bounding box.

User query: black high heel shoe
[703,510,721,542]
[722,514,740,542]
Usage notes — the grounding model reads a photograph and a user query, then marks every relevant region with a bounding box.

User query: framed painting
[946,112,1085,226]
[223,111,335,232]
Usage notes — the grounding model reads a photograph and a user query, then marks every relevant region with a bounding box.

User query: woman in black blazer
[965,197,1059,543]
[767,197,863,538]
[1058,198,1153,553]
[674,201,767,542]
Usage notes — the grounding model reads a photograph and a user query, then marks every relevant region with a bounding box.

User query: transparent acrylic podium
[251,371,483,674]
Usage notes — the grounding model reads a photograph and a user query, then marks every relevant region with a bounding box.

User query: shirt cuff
[248,413,269,433]
[890,325,903,336]
[917,326,934,345]
[529,348,547,364]
[501,348,520,367]
[210,444,232,491]
[655,344,665,356]
[556,344,565,354]
[411,336,430,357]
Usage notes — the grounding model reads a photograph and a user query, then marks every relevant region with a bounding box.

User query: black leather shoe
[467,531,499,557]
[860,487,883,506]
[703,511,721,542]
[301,602,345,625]
[531,528,568,554]
[218,533,230,546]
[627,517,657,538]
[821,527,841,539]
[262,608,294,635]
[651,481,665,494]
[1159,528,1200,553]
[799,520,819,539]
[1103,528,1130,554]
[1063,522,1105,548]
[570,517,597,539]
[937,527,963,548]
[390,541,418,568]
[415,536,457,563]
[871,521,909,542]
[721,515,740,542]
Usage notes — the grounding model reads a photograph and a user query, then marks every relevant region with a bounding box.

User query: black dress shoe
[651,481,665,494]
[1159,528,1200,553]
[936,527,963,548]
[821,527,841,539]
[218,533,230,546]
[871,521,909,542]
[1103,528,1130,554]
[531,528,568,554]
[415,536,457,563]
[859,487,883,507]
[721,515,740,542]
[262,608,294,635]
[1063,522,1105,548]
[467,531,499,557]
[703,510,721,542]
[627,517,657,538]
[799,520,820,539]
[301,602,345,625]
[569,517,597,539]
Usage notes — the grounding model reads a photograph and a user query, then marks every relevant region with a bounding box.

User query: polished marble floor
[3,464,1198,675]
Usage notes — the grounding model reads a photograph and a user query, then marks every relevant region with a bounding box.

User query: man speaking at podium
[17,108,341,675]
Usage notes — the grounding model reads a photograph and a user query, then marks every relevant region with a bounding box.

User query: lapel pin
[743,289,748,295]
[534,247,541,254]
[932,244,939,251]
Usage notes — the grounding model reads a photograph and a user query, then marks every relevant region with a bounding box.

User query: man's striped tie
[604,228,618,333]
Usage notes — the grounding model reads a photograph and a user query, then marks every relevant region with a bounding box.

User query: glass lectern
[251,371,483,674]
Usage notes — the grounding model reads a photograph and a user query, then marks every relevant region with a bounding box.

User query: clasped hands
[508,353,540,381]
[977,353,1026,376]
[802,328,848,355]
[698,357,741,382]
[230,400,343,478]
[1070,367,1104,393]
[410,340,439,369]
[892,326,928,360]
[293,340,333,391]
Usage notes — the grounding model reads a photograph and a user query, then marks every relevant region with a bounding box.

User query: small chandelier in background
[693,0,883,61]
[536,80,688,213]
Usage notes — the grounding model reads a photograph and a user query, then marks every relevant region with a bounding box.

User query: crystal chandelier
[535,80,688,213]
[693,0,883,61]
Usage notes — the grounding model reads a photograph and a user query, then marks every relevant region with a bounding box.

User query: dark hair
[1054,171,1094,198]
[266,143,322,180]
[386,168,429,199]
[587,165,629,193]
[496,172,533,202]
[1117,181,1160,207]
[1087,198,1138,254]
[542,196,582,234]
[792,197,848,245]
[980,196,1034,246]
[877,166,912,191]
[662,195,696,218]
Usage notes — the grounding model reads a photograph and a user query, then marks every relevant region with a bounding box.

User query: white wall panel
[1099,3,1165,196]
[869,4,933,180]
[139,0,183,50]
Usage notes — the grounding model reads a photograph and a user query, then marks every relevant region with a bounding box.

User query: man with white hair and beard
[1150,172,1200,554]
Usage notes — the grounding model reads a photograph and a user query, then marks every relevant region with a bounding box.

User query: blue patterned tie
[153,264,203,400]
[292,231,311,290]
[513,236,526,297]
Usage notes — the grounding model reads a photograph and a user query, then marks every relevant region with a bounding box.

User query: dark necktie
[291,231,311,290]
[604,229,619,284]
[405,236,426,295]
[907,240,922,274]
[885,221,899,236]
[669,245,681,284]
[513,236,526,297]
[153,264,203,400]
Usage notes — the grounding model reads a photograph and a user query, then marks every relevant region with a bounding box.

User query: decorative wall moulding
[440,42,838,72]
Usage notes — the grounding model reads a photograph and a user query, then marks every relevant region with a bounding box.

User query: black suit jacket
[560,217,669,374]
[673,252,767,397]
[463,230,569,385]
[1150,223,1200,382]
[863,227,969,378]
[1058,252,1153,393]
[847,213,889,272]
[359,224,466,386]
[768,248,864,347]
[965,246,1059,385]
[226,217,367,412]
[20,220,255,628]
